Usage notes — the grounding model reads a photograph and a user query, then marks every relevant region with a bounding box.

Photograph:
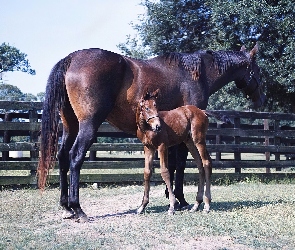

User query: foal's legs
[186,139,212,212]
[159,144,176,215]
[137,146,155,214]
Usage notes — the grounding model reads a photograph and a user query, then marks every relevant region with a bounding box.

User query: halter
[240,59,261,100]
[146,115,159,122]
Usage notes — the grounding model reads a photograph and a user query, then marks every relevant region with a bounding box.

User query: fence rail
[1,101,295,186]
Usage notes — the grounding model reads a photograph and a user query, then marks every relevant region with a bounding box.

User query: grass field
[1,183,295,249]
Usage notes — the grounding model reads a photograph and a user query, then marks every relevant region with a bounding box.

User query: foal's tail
[203,110,232,125]
[37,55,72,190]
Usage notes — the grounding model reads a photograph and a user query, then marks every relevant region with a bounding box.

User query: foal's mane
[164,50,250,79]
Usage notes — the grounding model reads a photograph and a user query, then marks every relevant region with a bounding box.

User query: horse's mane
[164,50,249,79]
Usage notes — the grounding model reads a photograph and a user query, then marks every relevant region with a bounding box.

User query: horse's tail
[203,110,232,125]
[37,55,72,190]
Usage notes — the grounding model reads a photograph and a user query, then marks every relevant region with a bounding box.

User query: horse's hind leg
[57,108,78,219]
[68,118,101,222]
[137,146,155,214]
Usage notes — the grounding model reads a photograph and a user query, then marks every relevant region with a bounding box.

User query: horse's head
[235,44,266,109]
[138,89,161,133]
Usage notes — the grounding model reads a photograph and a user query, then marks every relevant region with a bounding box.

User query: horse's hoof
[62,209,75,219]
[75,214,89,223]
[180,204,190,211]
[178,201,190,210]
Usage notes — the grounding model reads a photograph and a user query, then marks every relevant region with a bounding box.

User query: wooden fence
[1,101,295,186]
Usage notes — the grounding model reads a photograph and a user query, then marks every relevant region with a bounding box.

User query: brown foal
[136,89,212,214]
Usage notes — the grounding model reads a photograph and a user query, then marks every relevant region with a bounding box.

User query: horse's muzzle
[253,92,266,109]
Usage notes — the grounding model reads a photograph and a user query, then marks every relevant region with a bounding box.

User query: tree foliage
[0,84,37,101]
[119,0,295,112]
[0,43,36,77]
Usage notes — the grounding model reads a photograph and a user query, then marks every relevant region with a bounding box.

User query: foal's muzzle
[154,124,161,132]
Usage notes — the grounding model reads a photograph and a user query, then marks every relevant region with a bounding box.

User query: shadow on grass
[88,199,283,221]
[209,200,278,212]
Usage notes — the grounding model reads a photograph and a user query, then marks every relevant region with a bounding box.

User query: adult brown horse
[38,44,265,222]
[136,89,212,215]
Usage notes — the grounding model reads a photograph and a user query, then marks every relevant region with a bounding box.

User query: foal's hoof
[167,208,175,215]
[62,209,75,219]
[203,204,210,213]
[136,206,145,214]
[190,203,201,212]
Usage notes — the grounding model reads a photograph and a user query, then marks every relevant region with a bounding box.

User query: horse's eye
[145,107,149,111]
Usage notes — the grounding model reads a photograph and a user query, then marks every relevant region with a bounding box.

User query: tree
[207,0,295,112]
[119,0,211,58]
[0,43,36,80]
[119,0,295,112]
[0,84,37,101]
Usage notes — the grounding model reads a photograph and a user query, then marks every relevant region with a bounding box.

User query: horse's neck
[208,64,245,96]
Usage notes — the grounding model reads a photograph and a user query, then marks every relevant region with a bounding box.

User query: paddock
[1,183,295,249]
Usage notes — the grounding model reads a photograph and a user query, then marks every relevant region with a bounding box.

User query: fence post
[234,117,241,173]
[274,119,281,171]
[215,123,221,162]
[2,112,12,161]
[29,109,39,187]
[264,119,270,173]
[89,137,97,161]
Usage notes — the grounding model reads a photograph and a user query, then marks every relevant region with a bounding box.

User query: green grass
[1,183,295,249]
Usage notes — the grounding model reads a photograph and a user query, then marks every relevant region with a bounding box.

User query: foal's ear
[152,89,160,99]
[240,45,246,52]
[249,43,259,58]
[143,90,151,100]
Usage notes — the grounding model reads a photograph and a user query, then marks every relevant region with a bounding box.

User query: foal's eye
[145,107,149,111]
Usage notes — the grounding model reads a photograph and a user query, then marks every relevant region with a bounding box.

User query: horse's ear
[249,43,259,58]
[240,45,246,52]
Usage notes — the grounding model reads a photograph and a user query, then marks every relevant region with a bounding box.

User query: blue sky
[1,0,144,95]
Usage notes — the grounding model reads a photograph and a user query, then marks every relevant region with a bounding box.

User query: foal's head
[138,89,161,133]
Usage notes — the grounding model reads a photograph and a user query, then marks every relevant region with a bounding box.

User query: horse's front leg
[159,144,176,215]
[137,146,155,214]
